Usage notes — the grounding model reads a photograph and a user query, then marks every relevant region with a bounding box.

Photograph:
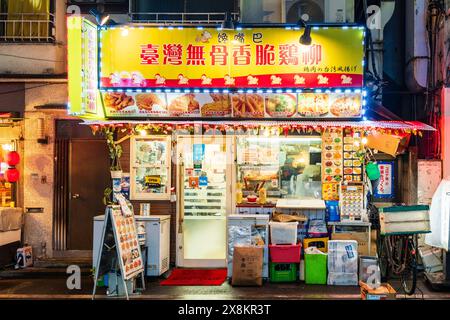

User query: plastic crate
[304,253,327,284]
[303,237,329,253]
[269,243,301,263]
[269,263,297,282]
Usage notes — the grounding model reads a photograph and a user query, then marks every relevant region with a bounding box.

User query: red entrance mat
[160,268,227,286]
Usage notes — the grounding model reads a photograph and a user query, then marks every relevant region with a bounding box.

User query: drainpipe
[405,0,429,92]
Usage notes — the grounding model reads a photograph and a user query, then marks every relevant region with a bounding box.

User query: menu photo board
[102,91,362,119]
[110,204,144,280]
[322,129,344,184]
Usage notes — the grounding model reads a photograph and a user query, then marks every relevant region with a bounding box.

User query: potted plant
[104,127,123,179]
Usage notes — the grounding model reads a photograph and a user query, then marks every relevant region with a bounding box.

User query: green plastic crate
[305,253,327,284]
[269,263,298,282]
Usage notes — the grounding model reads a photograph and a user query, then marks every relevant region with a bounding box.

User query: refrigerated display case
[130,136,171,200]
[236,136,323,201]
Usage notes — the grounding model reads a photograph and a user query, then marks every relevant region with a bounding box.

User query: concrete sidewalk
[1,272,450,300]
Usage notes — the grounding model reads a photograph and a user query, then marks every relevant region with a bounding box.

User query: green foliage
[100,127,122,171]
[103,187,113,206]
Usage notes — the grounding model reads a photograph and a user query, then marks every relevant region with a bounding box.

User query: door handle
[72,193,80,199]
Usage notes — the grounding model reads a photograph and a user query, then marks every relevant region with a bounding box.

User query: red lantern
[6,151,20,166]
[5,168,19,183]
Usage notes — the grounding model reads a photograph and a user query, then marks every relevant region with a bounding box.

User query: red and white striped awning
[81,119,436,131]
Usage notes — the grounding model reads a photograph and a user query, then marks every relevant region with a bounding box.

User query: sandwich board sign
[92,195,144,299]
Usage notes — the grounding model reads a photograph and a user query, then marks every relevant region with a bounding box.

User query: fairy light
[362,137,368,145]
[2,144,13,151]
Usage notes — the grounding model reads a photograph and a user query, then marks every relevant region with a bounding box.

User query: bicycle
[377,233,418,295]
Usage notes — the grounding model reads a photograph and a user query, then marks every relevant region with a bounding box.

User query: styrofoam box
[269,221,298,245]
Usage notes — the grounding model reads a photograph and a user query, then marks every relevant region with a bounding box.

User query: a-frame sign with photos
[92,199,145,300]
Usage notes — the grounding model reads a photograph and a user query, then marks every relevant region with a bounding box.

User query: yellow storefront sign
[99,27,364,89]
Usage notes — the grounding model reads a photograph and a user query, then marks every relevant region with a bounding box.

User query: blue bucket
[325,200,340,222]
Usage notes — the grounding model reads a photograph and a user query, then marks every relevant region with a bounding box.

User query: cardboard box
[231,246,263,286]
[360,281,396,300]
[331,232,376,256]
[367,132,410,157]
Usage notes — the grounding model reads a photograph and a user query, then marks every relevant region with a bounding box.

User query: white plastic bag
[327,272,358,286]
[328,240,358,274]
[304,246,326,255]
[425,179,450,250]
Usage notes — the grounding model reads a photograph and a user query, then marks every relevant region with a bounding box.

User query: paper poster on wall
[199,175,208,187]
[374,161,395,198]
[417,160,442,205]
[193,143,205,169]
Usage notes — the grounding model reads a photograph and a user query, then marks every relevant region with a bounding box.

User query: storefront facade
[67,16,434,269]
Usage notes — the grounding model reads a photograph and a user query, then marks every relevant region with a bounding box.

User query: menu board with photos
[322,182,339,200]
[110,204,144,280]
[322,129,343,183]
[342,129,363,183]
[102,91,362,119]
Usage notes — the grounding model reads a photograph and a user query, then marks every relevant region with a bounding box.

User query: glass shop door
[176,135,233,268]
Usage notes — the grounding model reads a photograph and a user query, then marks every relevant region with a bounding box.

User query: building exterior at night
[0,0,448,302]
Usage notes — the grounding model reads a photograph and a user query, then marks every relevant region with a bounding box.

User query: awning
[81,119,436,132]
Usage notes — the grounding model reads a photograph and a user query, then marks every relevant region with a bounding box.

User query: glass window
[130,136,171,200]
[0,141,16,207]
[236,135,322,200]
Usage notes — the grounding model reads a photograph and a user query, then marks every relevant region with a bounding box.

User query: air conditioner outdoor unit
[284,0,354,24]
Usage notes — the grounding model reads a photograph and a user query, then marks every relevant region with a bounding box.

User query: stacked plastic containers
[268,222,301,282]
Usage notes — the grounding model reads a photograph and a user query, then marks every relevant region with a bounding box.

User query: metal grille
[53,138,69,251]
[0,13,55,42]
[129,12,239,25]
[161,257,169,271]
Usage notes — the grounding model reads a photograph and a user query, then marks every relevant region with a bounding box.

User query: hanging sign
[68,16,100,116]
[99,27,364,89]
[375,161,395,198]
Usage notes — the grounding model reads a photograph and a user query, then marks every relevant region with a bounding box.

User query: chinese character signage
[375,161,395,199]
[100,27,364,89]
[68,17,100,116]
[101,91,362,118]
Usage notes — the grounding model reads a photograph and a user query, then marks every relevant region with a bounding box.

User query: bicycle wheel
[401,239,417,295]
[377,234,389,281]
